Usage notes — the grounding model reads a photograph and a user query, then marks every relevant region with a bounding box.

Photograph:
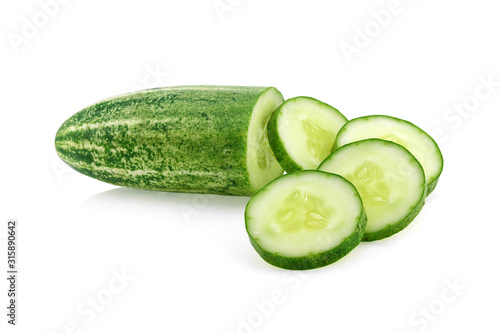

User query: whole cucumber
[55,86,284,196]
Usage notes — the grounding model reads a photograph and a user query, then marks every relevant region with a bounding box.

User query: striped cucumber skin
[55,86,284,196]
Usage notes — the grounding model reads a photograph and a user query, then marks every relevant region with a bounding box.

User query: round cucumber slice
[247,87,285,192]
[245,170,366,270]
[319,139,425,241]
[267,97,347,173]
[334,115,443,195]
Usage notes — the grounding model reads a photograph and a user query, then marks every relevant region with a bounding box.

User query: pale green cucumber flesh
[319,139,426,241]
[247,87,285,191]
[245,170,366,269]
[267,97,347,172]
[55,86,284,196]
[334,115,443,195]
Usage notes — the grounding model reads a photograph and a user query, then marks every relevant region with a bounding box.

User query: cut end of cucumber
[319,139,426,240]
[268,97,347,172]
[247,88,285,192]
[245,170,366,269]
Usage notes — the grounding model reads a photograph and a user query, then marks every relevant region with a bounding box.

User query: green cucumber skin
[245,171,367,270]
[248,207,367,270]
[55,86,281,196]
[267,105,303,173]
[321,139,427,242]
[362,192,425,241]
[332,115,443,196]
[425,175,440,196]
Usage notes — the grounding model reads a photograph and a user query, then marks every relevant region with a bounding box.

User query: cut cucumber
[334,115,443,195]
[55,86,284,196]
[245,170,366,270]
[319,139,425,241]
[267,97,347,172]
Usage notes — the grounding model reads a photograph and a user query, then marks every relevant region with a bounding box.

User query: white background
[1,0,499,332]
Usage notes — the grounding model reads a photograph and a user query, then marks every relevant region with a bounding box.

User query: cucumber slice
[319,139,425,241]
[267,97,347,172]
[334,115,443,195]
[245,170,366,270]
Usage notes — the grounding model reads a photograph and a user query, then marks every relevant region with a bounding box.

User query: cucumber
[334,115,443,195]
[245,170,367,270]
[319,139,425,241]
[55,86,284,196]
[267,97,347,172]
